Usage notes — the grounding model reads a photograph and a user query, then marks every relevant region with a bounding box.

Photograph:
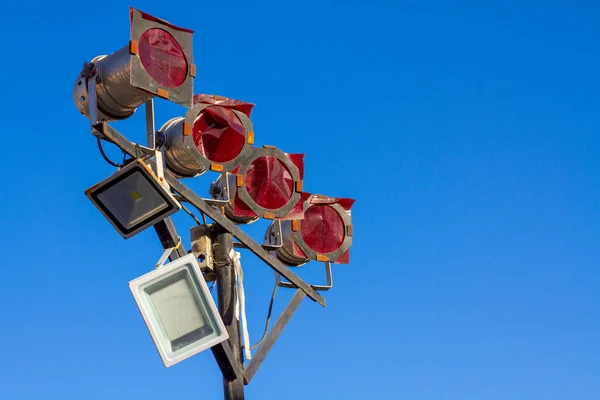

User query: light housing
[269,194,355,265]
[85,159,181,239]
[74,7,195,121]
[129,254,228,368]
[158,94,255,177]
[215,147,306,223]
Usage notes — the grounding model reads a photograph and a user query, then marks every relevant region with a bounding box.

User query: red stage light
[270,195,354,265]
[159,94,255,177]
[244,156,294,210]
[138,28,188,88]
[193,106,246,163]
[73,7,194,121]
[218,147,305,223]
[301,204,345,254]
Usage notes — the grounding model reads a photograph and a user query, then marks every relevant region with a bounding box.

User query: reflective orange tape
[157,88,169,99]
[129,40,138,55]
[183,122,191,136]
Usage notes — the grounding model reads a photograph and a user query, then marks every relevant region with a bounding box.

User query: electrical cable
[199,209,208,226]
[97,137,124,168]
[171,189,209,227]
[180,202,203,226]
[249,279,278,350]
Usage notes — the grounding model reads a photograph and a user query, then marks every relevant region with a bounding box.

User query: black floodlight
[85,159,181,239]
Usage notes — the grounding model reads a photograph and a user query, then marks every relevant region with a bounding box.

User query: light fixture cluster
[75,7,355,369]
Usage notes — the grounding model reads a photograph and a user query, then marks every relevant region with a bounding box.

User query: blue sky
[1,0,599,399]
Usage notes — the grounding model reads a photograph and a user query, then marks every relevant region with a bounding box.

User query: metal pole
[213,224,245,400]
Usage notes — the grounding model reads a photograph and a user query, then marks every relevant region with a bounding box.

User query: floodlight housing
[158,94,255,177]
[74,7,195,121]
[129,254,228,367]
[269,194,355,265]
[85,159,181,239]
[215,147,305,223]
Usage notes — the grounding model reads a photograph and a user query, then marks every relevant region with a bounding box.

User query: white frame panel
[129,254,228,367]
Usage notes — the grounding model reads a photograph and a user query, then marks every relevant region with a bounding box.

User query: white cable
[230,249,252,361]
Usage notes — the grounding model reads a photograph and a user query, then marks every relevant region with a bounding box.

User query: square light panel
[129,254,228,367]
[85,159,180,239]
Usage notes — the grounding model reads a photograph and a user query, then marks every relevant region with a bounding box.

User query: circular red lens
[138,28,187,88]
[193,107,245,163]
[301,205,345,253]
[244,156,293,210]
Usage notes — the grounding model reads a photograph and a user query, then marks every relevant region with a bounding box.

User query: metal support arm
[244,290,307,384]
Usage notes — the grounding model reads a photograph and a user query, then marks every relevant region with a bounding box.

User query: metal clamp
[85,63,100,135]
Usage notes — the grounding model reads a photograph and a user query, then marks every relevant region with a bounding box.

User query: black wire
[249,280,278,350]
[97,138,123,168]
[199,210,208,226]
[172,190,209,226]
[180,202,203,226]
[209,281,216,293]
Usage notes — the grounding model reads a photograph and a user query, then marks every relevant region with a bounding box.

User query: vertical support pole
[213,224,245,400]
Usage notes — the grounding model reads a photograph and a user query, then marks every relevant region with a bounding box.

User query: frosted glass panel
[144,269,214,352]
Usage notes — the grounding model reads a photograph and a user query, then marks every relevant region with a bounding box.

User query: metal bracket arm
[276,262,333,291]
[244,289,307,384]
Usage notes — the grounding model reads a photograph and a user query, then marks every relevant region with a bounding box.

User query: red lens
[139,28,187,88]
[193,107,245,163]
[301,205,345,253]
[244,156,293,210]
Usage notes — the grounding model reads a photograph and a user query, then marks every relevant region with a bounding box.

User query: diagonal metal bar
[166,176,326,307]
[244,289,307,384]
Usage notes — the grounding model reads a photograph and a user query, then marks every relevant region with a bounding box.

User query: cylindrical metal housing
[214,173,259,224]
[158,103,254,178]
[159,117,206,178]
[271,220,309,266]
[73,46,154,121]
[270,197,354,265]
